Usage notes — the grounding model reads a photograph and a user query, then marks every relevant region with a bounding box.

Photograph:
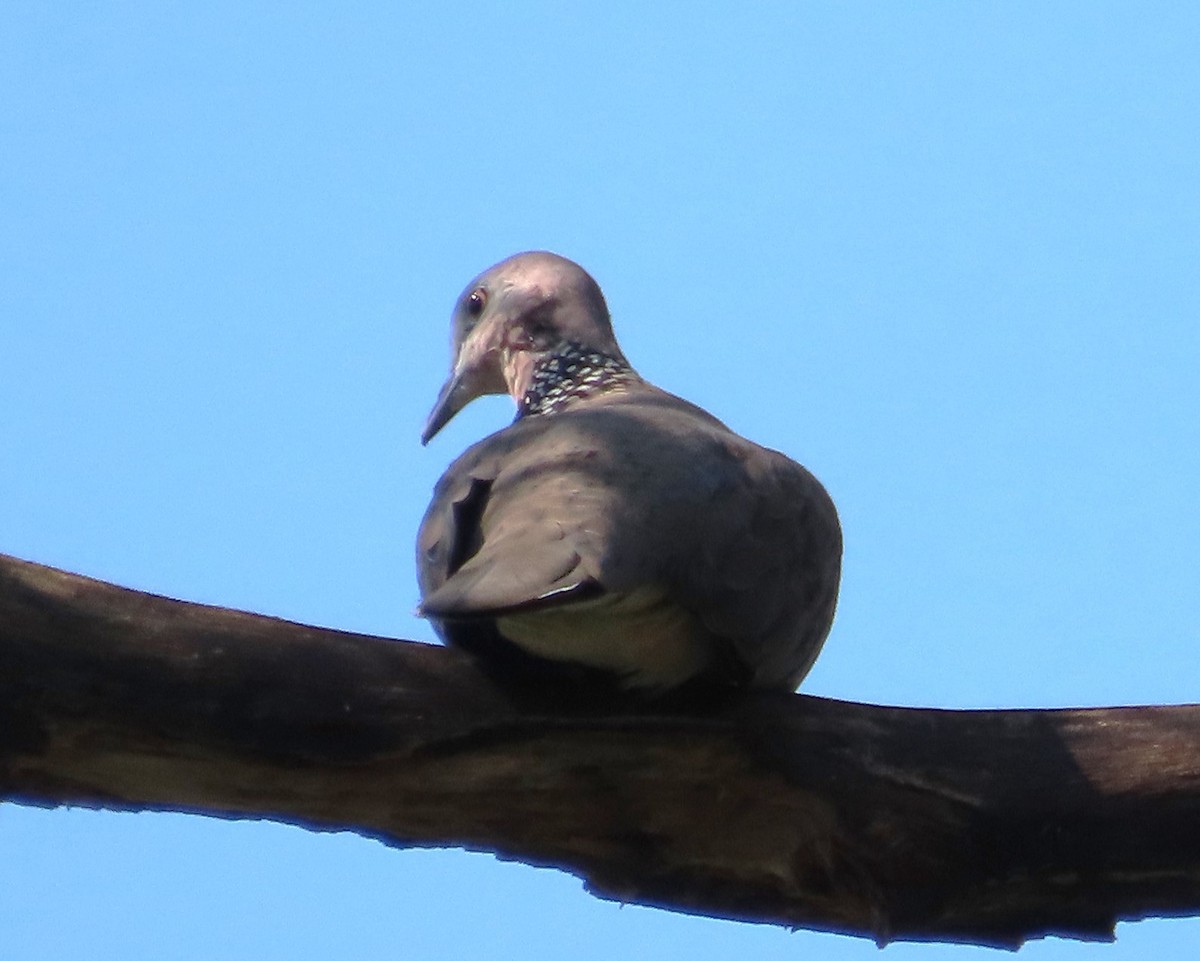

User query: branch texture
[1,552,1198,948]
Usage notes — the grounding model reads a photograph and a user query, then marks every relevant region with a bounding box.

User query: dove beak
[421,367,474,445]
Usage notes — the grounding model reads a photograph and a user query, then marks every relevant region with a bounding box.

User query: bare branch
[1,552,1198,948]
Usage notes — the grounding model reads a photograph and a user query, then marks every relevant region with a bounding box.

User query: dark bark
[1,552,1198,949]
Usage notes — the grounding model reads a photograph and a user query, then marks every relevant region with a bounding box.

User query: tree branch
[1,552,1198,948]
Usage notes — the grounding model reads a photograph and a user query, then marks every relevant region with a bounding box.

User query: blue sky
[2,2,1198,957]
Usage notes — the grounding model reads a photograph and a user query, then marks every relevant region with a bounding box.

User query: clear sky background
[2,2,1198,958]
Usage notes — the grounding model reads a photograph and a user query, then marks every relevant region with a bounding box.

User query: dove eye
[465,288,487,318]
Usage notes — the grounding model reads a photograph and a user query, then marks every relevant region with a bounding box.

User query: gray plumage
[417,251,841,694]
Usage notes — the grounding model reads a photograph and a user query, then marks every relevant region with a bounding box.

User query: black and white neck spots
[517,342,637,419]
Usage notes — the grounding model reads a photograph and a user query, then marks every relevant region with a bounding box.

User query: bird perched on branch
[417,251,841,697]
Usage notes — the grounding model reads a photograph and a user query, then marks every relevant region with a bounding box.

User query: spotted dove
[417,252,841,695]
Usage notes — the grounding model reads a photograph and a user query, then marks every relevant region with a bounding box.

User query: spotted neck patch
[517,342,637,418]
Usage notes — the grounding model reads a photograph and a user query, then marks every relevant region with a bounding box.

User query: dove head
[422,251,628,444]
